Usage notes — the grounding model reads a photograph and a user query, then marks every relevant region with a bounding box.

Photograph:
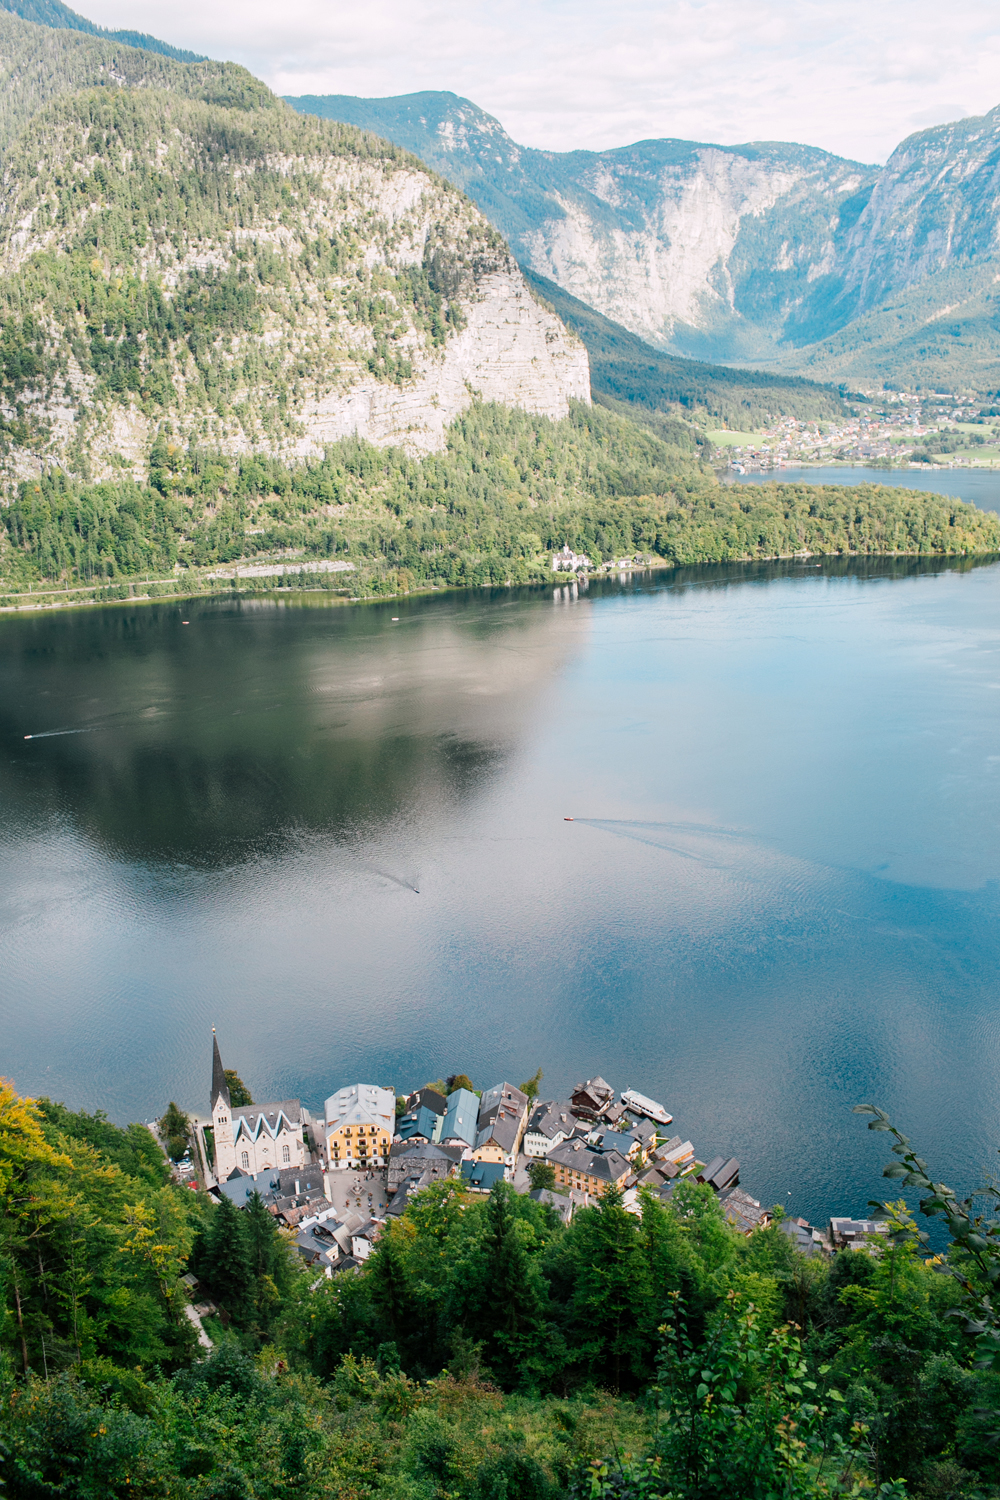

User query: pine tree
[202,1195,254,1323]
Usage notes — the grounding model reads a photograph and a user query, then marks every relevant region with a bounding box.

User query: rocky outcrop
[0,87,588,486]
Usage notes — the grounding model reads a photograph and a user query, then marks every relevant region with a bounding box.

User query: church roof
[211,1030,231,1111]
[231,1101,302,1142]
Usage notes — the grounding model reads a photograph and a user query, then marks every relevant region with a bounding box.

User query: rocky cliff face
[287,92,877,364]
[0,81,588,486]
[288,89,1000,384]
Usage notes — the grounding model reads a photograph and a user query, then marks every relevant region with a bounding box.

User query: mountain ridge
[287,90,1000,389]
[0,0,205,62]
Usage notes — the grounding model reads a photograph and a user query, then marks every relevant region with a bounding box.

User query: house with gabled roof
[548,1137,630,1196]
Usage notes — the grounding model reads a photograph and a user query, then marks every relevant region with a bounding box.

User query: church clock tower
[211,1029,236,1180]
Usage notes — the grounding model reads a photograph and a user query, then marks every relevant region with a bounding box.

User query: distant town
[157,1033,888,1313]
[719,390,1000,473]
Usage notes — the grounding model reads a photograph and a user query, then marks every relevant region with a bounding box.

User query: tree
[527,1159,556,1193]
[201,1195,254,1322]
[565,1186,653,1391]
[446,1074,475,1094]
[519,1068,543,1102]
[224,1070,253,1107]
[476,1185,548,1389]
[158,1101,189,1161]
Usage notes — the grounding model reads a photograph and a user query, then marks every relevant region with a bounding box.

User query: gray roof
[231,1100,302,1141]
[478,1081,528,1128]
[526,1101,575,1140]
[211,1031,230,1111]
[549,1139,631,1182]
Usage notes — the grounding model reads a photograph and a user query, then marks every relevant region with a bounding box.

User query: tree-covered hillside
[0,9,267,160]
[521,269,847,429]
[2,1077,1000,1497]
[0,0,206,62]
[2,403,997,608]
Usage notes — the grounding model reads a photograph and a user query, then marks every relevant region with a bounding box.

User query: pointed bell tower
[211,1029,236,1180]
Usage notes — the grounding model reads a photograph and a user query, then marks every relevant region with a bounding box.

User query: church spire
[211,1029,230,1112]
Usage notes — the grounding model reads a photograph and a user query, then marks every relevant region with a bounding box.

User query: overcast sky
[81,0,1000,164]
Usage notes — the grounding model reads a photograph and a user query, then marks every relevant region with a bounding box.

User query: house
[473,1081,529,1166]
[570,1077,614,1120]
[720,1187,771,1234]
[387,1141,464,1192]
[396,1102,445,1144]
[696,1157,740,1194]
[829,1217,890,1251]
[780,1217,824,1257]
[548,1138,631,1196]
[324,1083,395,1171]
[440,1088,479,1149]
[528,1187,586,1224]
[524,1101,576,1157]
[210,1032,305,1180]
[350,1220,382,1262]
[214,1163,333,1224]
[552,544,592,573]
[655,1138,695,1171]
[461,1159,507,1192]
[587,1128,643,1163]
[406,1087,448,1115]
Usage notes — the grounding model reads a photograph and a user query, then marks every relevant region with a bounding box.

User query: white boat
[621,1089,673,1126]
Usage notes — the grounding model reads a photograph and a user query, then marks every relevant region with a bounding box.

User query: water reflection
[0,591,588,863]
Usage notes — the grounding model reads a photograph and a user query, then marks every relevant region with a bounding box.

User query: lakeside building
[548,1137,631,1196]
[210,1032,305,1180]
[472,1081,530,1169]
[325,1083,395,1170]
[524,1101,576,1157]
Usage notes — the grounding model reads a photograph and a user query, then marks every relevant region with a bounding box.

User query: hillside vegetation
[2,403,998,607]
[2,1078,1000,1497]
[522,269,847,429]
[0,0,206,61]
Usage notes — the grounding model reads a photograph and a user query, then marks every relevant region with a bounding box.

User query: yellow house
[325,1083,395,1170]
[549,1139,631,1197]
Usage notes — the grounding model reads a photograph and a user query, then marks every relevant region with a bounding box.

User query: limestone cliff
[0,80,588,487]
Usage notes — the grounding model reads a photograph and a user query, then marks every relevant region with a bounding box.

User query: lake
[732,463,1000,514]
[3,551,1000,1228]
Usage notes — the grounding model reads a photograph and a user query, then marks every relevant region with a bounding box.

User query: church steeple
[211,1029,231,1112]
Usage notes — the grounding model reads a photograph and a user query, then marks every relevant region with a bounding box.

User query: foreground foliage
[2,1080,1000,1497]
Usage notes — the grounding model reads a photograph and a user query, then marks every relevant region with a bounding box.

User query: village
[163,1033,889,1304]
[719,390,1000,473]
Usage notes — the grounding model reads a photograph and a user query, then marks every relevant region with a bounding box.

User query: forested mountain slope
[521,269,846,428]
[0,9,267,159]
[0,0,205,61]
[0,65,587,484]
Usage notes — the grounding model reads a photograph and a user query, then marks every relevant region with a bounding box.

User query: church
[210,1031,306,1181]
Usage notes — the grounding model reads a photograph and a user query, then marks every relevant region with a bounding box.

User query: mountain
[286,91,1000,389]
[285,92,879,367]
[0,17,587,486]
[0,0,205,61]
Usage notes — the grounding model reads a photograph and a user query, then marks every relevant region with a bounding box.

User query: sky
[80,0,1000,164]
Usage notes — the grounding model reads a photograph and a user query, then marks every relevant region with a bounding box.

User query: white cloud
[81,0,1000,163]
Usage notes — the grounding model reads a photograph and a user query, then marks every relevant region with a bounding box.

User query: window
[241,1152,249,1169]
[282,1144,290,1164]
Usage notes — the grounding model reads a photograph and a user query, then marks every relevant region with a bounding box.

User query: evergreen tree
[202,1195,254,1323]
[477,1185,548,1389]
[566,1186,653,1391]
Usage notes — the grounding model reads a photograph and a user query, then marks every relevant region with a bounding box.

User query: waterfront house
[324,1083,395,1170]
[720,1187,771,1234]
[552,544,592,573]
[548,1138,631,1196]
[396,1102,445,1144]
[524,1101,575,1157]
[570,1077,614,1120]
[440,1087,479,1149]
[697,1157,740,1194]
[406,1087,448,1115]
[210,1032,305,1180]
[828,1217,890,1251]
[473,1081,529,1167]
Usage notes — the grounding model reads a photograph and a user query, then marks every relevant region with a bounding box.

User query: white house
[523,1101,576,1157]
[552,544,591,572]
[210,1031,305,1181]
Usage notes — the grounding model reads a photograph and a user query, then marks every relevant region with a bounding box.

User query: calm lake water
[3,550,1000,1226]
[733,464,1000,515]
